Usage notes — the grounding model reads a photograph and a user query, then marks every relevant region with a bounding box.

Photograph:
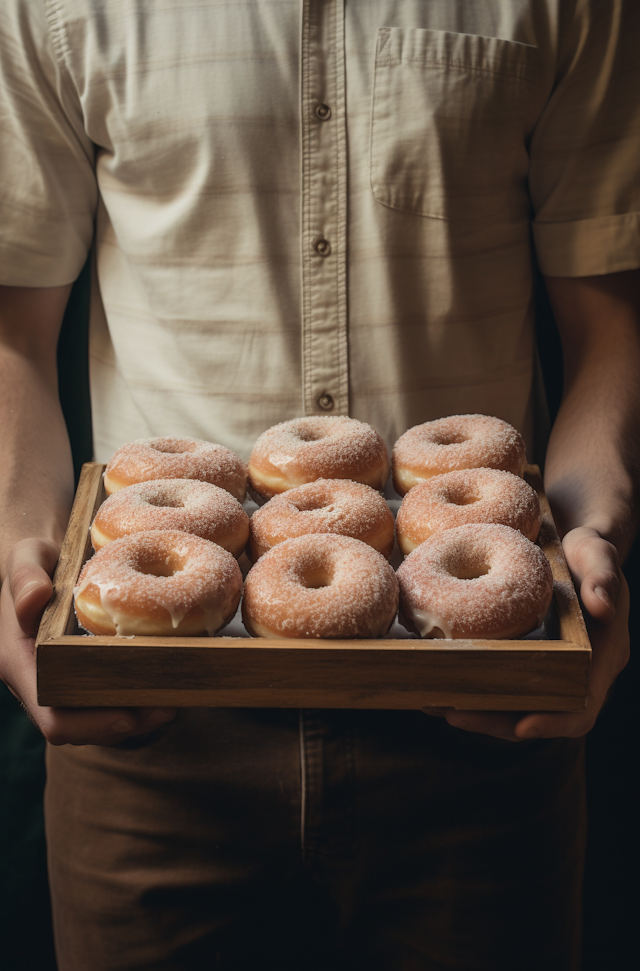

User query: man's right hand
[0,538,176,746]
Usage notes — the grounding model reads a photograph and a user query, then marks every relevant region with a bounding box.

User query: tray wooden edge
[37,462,104,646]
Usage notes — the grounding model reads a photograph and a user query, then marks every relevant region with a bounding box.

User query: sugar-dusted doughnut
[249,479,395,560]
[104,437,247,501]
[91,479,250,558]
[248,417,389,501]
[392,415,526,496]
[74,530,242,636]
[396,469,541,554]
[242,534,399,639]
[397,523,553,640]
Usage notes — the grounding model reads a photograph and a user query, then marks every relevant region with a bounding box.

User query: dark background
[0,264,637,968]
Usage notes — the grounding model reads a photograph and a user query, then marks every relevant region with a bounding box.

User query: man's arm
[0,284,175,745]
[442,269,639,740]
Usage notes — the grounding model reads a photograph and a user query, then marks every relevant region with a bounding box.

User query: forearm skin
[0,284,74,583]
[543,271,640,561]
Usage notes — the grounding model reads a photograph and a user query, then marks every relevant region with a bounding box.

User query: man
[1,1,638,968]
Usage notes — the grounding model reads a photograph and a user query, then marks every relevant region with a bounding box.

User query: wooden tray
[36,463,591,711]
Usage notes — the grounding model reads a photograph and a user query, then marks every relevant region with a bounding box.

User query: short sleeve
[529,0,640,277]
[0,0,97,287]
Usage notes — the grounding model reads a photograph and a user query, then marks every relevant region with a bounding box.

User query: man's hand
[427,527,630,741]
[424,270,639,741]
[0,538,176,745]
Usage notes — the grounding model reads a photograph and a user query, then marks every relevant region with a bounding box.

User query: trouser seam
[299,707,308,864]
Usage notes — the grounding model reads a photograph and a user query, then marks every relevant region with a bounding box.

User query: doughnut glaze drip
[74,530,243,636]
[91,479,249,558]
[249,479,395,560]
[104,437,247,501]
[396,468,540,553]
[242,534,399,639]
[397,523,553,640]
[392,415,526,495]
[248,417,389,500]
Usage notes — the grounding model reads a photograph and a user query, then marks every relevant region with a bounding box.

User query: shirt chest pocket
[370,28,537,221]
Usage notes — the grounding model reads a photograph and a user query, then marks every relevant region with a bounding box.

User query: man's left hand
[423,526,630,741]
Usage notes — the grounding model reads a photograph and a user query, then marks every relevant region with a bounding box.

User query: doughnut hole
[290,491,337,515]
[300,565,334,589]
[443,546,491,581]
[443,484,480,507]
[295,428,325,443]
[134,549,186,578]
[448,559,491,581]
[429,430,470,446]
[145,495,185,509]
[150,440,198,454]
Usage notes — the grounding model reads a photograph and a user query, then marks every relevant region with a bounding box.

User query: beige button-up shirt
[1,0,639,462]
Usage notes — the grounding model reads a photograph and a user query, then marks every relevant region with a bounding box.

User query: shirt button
[315,103,331,121]
[314,238,331,257]
[317,392,334,411]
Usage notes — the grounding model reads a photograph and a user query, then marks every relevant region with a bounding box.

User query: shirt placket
[301,0,349,416]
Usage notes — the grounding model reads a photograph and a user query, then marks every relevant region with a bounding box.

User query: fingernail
[111,719,134,734]
[454,719,470,730]
[422,706,447,716]
[594,586,613,609]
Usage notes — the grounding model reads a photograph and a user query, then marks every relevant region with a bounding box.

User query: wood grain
[37,462,104,643]
[36,462,591,710]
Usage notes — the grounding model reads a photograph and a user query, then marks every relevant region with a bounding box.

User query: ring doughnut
[396,469,541,554]
[248,417,389,501]
[91,479,250,558]
[74,530,243,636]
[104,437,247,502]
[242,534,399,639]
[392,415,526,496]
[397,523,553,640]
[249,479,395,560]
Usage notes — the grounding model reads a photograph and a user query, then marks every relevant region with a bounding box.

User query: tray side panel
[37,640,590,710]
[36,463,105,644]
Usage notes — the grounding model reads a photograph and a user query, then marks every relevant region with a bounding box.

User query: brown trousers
[46,709,585,970]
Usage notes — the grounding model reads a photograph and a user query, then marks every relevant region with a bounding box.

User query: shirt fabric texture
[1,0,639,463]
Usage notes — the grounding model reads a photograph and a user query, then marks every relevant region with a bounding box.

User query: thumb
[7,539,60,636]
[562,527,620,623]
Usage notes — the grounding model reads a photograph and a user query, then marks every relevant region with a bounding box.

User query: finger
[562,527,620,623]
[1,579,178,745]
[579,573,618,623]
[36,705,177,747]
[7,538,60,635]
[516,575,630,739]
[444,710,523,741]
[421,706,449,717]
[514,710,591,740]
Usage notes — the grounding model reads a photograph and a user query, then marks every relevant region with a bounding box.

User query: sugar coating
[249,417,389,484]
[250,478,394,557]
[75,530,243,635]
[397,523,553,639]
[92,479,249,554]
[397,469,541,546]
[105,437,247,500]
[243,534,399,639]
[392,415,526,480]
